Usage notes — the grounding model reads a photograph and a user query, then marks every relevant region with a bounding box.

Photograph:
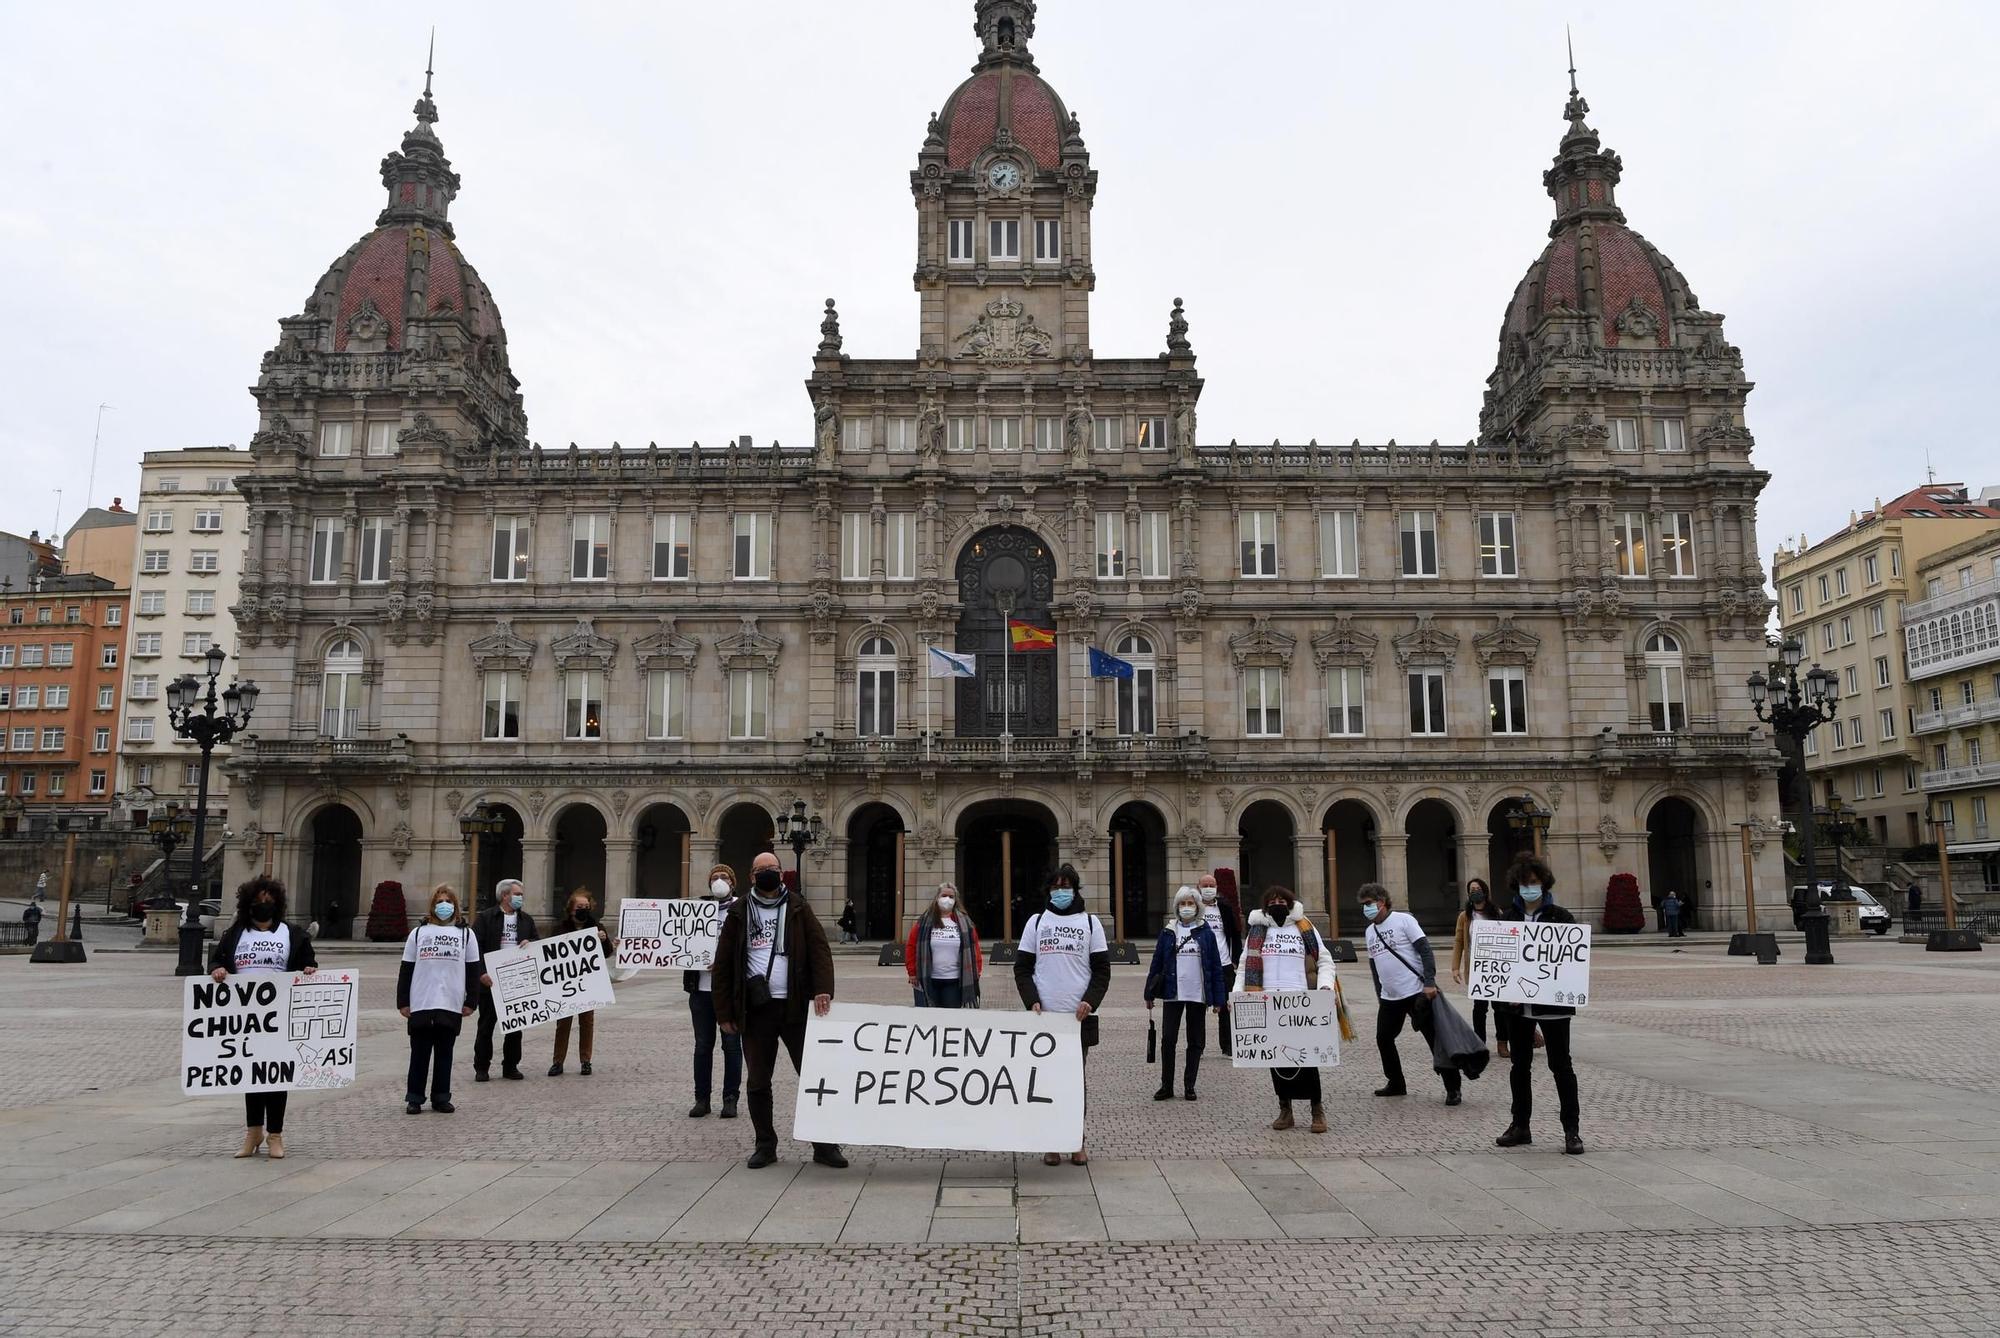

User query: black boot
[812,1144,849,1169]
[720,1095,739,1119]
[746,1088,777,1162]
[1495,1124,1533,1148]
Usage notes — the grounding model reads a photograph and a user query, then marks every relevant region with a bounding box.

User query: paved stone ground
[3,935,1999,1335]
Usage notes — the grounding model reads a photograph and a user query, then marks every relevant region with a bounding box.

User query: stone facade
[228,4,1785,937]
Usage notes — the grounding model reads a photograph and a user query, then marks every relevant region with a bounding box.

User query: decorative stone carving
[1228,615,1296,668]
[1392,616,1460,669]
[399,413,452,451]
[388,820,415,867]
[1382,784,1402,814]
[1165,297,1191,353]
[469,619,537,673]
[632,617,700,672]
[1596,815,1621,860]
[1311,616,1379,669]
[817,297,843,355]
[715,616,783,670]
[444,789,464,816]
[526,790,547,818]
[550,618,618,672]
[814,396,839,461]
[1473,616,1542,668]
[1217,787,1237,815]
[236,821,262,856]
[955,295,1053,363]
[610,789,630,818]
[1612,295,1659,343]
[692,789,715,820]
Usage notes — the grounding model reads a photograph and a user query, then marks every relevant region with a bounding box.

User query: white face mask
[1199,889,1218,904]
[937,896,956,912]
[1177,904,1200,922]
[709,879,732,899]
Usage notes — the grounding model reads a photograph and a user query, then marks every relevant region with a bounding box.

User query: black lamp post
[166,646,259,976]
[1748,637,1839,965]
[147,801,193,909]
[1818,793,1859,892]
[458,804,508,917]
[1505,799,1554,859]
[775,799,823,898]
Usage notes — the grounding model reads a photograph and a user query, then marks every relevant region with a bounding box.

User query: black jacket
[210,920,318,974]
[473,903,540,957]
[1012,908,1112,1013]
[710,891,836,1028]
[1496,900,1577,1020]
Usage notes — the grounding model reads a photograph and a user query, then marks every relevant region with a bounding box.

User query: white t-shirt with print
[930,916,963,980]
[1365,911,1429,1001]
[1172,923,1208,1001]
[233,924,291,974]
[1021,911,1107,1015]
[747,898,790,1000]
[500,912,519,949]
[1259,919,1311,992]
[402,924,480,1013]
[1200,904,1234,966]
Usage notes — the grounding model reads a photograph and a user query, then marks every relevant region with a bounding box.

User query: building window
[1869,605,1886,637]
[189,550,219,573]
[482,671,522,741]
[1928,686,1944,713]
[105,606,121,626]
[564,670,605,741]
[364,422,397,457]
[1093,416,1122,452]
[1399,510,1438,577]
[1243,668,1283,737]
[1962,679,1977,705]
[645,670,688,740]
[133,634,161,658]
[1239,511,1278,577]
[949,416,977,452]
[988,218,1020,262]
[1659,512,1695,577]
[840,418,871,453]
[309,520,344,584]
[144,509,173,532]
[48,644,73,668]
[1933,742,1949,770]
[886,417,917,452]
[1034,417,1062,453]
[1034,218,1061,262]
[1970,737,1984,766]
[1863,553,1880,585]
[100,643,118,668]
[39,727,63,751]
[571,514,610,581]
[1319,510,1358,578]
[1645,632,1687,732]
[318,422,352,457]
[1817,574,1831,603]
[141,549,171,575]
[1820,622,1836,652]
[1835,567,1849,597]
[1610,418,1639,452]
[1875,656,1891,687]
[356,517,393,584]
[46,773,64,797]
[885,513,915,581]
[1138,512,1171,580]
[856,637,898,738]
[733,513,772,580]
[652,513,690,580]
[990,416,1022,453]
[1478,512,1517,578]
[840,513,870,582]
[1788,584,1804,614]
[320,638,363,739]
[137,590,165,615]
[491,515,531,582]
[729,670,770,740]
[1839,616,1853,646]
[1878,707,1896,740]
[1890,548,1902,577]
[185,590,214,616]
[16,774,31,796]
[9,726,32,749]
[180,632,212,658]
[1114,635,1156,736]
[93,727,110,751]
[1136,416,1168,452]
[95,686,113,709]
[1657,417,1686,452]
[1325,666,1365,737]
[16,687,37,708]
[1407,670,1447,736]
[89,770,106,795]
[46,686,68,709]
[1095,512,1126,580]
[948,218,975,263]
[19,646,40,667]
[192,508,223,533]
[1843,665,1858,695]
[1614,512,1649,578]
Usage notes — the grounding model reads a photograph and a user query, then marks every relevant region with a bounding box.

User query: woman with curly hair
[1493,853,1584,1156]
[209,875,316,1159]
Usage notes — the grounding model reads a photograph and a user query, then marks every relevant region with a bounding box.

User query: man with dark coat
[471,878,538,1081]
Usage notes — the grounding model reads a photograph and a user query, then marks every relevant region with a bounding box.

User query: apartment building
[0,573,129,830]
[1907,530,2000,890]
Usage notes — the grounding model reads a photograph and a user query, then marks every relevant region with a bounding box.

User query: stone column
[602,837,635,909]
[521,837,556,919]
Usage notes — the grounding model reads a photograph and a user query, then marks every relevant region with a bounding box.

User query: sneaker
[1153,1085,1174,1101]
[1495,1125,1532,1148]
[688,1102,712,1119]
[433,1100,456,1114]
[1564,1132,1586,1156]
[474,1070,491,1084]
[720,1097,739,1119]
[1372,1084,1407,1098]
[746,1146,779,1170]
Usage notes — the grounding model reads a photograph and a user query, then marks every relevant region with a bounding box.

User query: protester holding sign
[1143,887,1226,1101]
[1361,883,1463,1107]
[905,882,983,1009]
[1493,854,1584,1155]
[1197,873,1241,1053]
[472,879,538,1083]
[1450,880,1508,1058]
[685,865,742,1119]
[1014,864,1110,1166]
[712,851,845,1170]
[397,885,488,1115]
[549,890,613,1077]
[207,875,317,1158]
[1233,887,1334,1132]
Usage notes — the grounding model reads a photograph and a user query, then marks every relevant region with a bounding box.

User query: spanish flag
[1008,619,1057,651]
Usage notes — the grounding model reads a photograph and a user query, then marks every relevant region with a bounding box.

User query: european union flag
[1088,647,1135,679]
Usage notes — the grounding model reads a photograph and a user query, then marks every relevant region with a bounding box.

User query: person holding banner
[905,882,983,1008]
[549,889,614,1077]
[1493,854,1584,1155]
[685,865,743,1119]
[472,879,539,1083]
[398,885,489,1115]
[1014,864,1110,1165]
[208,874,317,1159]
[1360,883,1462,1107]
[712,851,846,1170]
[1233,886,1334,1132]
[1144,887,1226,1100]
[1449,880,1508,1059]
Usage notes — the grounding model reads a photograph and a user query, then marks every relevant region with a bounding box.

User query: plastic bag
[1429,993,1490,1080]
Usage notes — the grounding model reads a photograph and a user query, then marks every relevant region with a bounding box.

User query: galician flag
[1087,647,1135,679]
[1008,620,1057,651]
[927,647,977,678]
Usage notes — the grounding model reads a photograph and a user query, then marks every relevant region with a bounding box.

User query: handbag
[1146,1018,1158,1064]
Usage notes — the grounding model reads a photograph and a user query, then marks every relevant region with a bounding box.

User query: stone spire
[1541,38,1625,232]
[376,34,462,238]
[973,0,1038,72]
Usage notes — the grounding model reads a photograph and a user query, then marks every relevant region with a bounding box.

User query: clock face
[987,160,1022,192]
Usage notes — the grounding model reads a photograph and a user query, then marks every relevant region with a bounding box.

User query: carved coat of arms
[955,296,1054,364]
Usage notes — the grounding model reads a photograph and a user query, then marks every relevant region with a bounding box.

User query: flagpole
[925,640,933,761]
[1002,626,1012,765]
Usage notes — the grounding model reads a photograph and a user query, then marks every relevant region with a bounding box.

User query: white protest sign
[1467,920,1592,1007]
[182,970,360,1096]
[490,926,615,1034]
[616,898,721,971]
[793,1002,1084,1153]
[1229,990,1340,1068]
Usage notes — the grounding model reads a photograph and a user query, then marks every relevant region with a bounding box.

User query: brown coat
[711,890,835,1028]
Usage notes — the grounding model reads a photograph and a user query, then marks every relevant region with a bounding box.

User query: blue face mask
[507,894,523,911]
[1519,884,1544,902]
[1049,889,1076,911]
[1360,903,1380,921]
[434,901,456,922]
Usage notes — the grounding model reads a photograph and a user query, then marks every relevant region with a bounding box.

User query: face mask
[1266,903,1289,919]
[507,894,523,911]
[434,901,456,922]
[1177,905,1199,922]
[572,907,594,925]
[1199,889,1218,905]
[252,901,276,921]
[753,868,783,894]
[1360,903,1380,922]
[1519,884,1544,902]
[937,896,956,912]
[1048,889,1075,912]
[710,879,732,899]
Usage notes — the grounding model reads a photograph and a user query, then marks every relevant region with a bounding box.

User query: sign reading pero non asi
[1467,920,1592,1008]
[1229,990,1340,1068]
[182,970,360,1095]
[490,926,615,1034]
[793,1003,1084,1153]
[616,898,721,971]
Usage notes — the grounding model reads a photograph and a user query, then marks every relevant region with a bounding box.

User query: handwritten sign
[1467,921,1592,1008]
[182,970,360,1095]
[489,927,615,1034]
[616,898,721,971]
[793,1003,1084,1153]
[1229,990,1340,1068]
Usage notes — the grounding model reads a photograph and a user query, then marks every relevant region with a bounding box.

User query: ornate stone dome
[931,0,1072,171]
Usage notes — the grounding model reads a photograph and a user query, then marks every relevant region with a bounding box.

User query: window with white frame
[1488,667,1529,734]
[1965,680,1979,705]
[1478,511,1517,578]
[1034,417,1062,453]
[142,549,170,575]
[482,670,522,741]
[948,218,975,263]
[0,646,10,666]
[1788,584,1804,614]
[19,646,40,667]
[15,774,30,795]
[1319,510,1357,578]
[39,727,63,751]
[1831,719,1847,748]
[318,422,352,457]
[1890,548,1901,577]
[886,417,917,452]
[1093,416,1122,452]
[840,513,870,582]
[9,726,32,749]
[1610,417,1639,451]
[1818,574,1832,602]
[1879,707,1897,740]
[179,632,211,657]
[840,418,871,453]
[46,773,64,796]
[1820,622,1835,652]
[1863,553,1880,585]
[1239,511,1278,577]
[856,637,898,738]
[189,550,219,573]
[1657,417,1686,452]
[885,513,915,581]
[564,670,605,740]
[1138,512,1171,580]
[729,669,770,739]
[491,515,531,582]
[949,416,976,452]
[571,514,610,581]
[1927,686,1944,713]
[138,590,165,615]
[157,477,179,492]
[93,727,111,751]
[144,509,173,532]
[358,517,393,584]
[105,606,121,626]
[89,769,106,795]
[366,421,397,456]
[15,687,36,707]
[1399,510,1438,577]
[192,508,223,532]
[1835,566,1849,596]
[48,643,72,667]
[988,218,1020,261]
[733,513,771,580]
[0,685,9,707]
[1243,667,1283,737]
[1326,666,1365,737]
[1407,669,1447,736]
[1970,737,1985,766]
[1614,511,1649,578]
[1875,656,1891,687]
[652,513,690,580]
[1034,218,1061,262]
[1644,632,1687,731]
[644,670,688,740]
[1095,511,1126,579]
[1840,615,1853,646]
[133,633,161,657]
[100,642,118,667]
[309,519,344,583]
[321,638,363,739]
[1136,416,1168,452]
[1842,664,1858,695]
[95,685,112,709]
[46,686,68,709]
[990,416,1022,453]
[1660,512,1696,577]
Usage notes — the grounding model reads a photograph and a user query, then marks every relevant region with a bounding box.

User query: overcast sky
[3,1,1996,564]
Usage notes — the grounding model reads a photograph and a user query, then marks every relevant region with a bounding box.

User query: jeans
[926,977,966,1008]
[1665,912,1683,937]
[553,1011,595,1064]
[1159,1000,1206,1091]
[244,1092,288,1133]
[473,987,522,1075]
[689,989,741,1103]
[1505,1013,1579,1133]
[407,1027,456,1105]
[741,1001,838,1155]
[1376,993,1460,1095]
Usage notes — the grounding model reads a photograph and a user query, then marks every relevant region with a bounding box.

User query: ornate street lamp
[1505,799,1554,858]
[775,799,823,897]
[1748,636,1839,965]
[459,804,509,916]
[146,801,194,909]
[165,647,259,976]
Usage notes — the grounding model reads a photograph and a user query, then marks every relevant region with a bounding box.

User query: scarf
[1241,903,1318,992]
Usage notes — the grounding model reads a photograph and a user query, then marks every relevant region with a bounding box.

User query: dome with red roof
[931,1,1073,173]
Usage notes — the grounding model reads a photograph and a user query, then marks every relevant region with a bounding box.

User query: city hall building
[230,2,1782,940]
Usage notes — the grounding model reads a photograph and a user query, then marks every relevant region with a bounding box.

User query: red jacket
[904,911,984,991]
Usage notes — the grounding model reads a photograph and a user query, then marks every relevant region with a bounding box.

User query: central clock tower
[912,0,1096,364]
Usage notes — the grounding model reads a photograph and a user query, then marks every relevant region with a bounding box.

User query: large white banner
[616,898,721,971]
[490,927,616,1034]
[1467,920,1593,1008]
[1229,990,1340,1068]
[792,1003,1085,1153]
[182,970,360,1095]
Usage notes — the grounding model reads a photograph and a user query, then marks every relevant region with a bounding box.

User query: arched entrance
[1237,800,1298,902]
[307,804,362,939]
[1403,799,1461,930]
[1486,797,1536,892]
[1322,799,1380,932]
[1646,798,1703,929]
[634,803,691,900]
[716,802,775,891]
[1108,802,1168,940]
[473,803,524,910]
[955,799,1058,941]
[552,804,608,904]
[846,804,906,940]
[954,526,1058,737]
